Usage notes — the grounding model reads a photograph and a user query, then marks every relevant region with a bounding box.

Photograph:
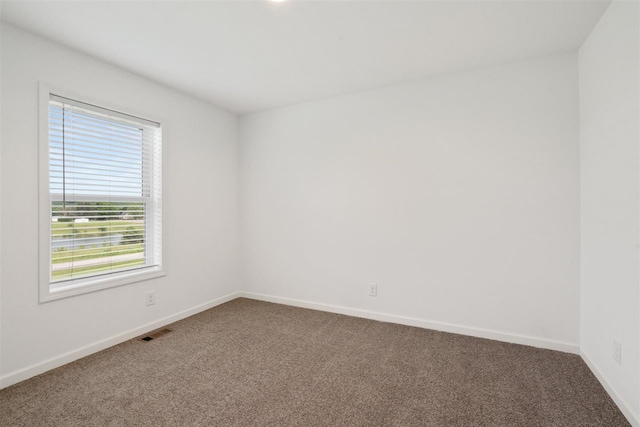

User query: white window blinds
[48,94,162,289]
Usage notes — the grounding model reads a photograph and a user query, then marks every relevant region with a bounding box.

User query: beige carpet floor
[0,298,629,426]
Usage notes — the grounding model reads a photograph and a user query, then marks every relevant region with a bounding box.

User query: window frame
[38,83,166,303]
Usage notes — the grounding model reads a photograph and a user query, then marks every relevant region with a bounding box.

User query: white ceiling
[1,0,610,115]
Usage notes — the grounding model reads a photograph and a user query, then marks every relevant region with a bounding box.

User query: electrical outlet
[368,283,377,297]
[613,340,621,365]
[146,291,156,306]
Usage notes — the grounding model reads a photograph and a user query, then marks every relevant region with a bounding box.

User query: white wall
[240,53,580,351]
[0,24,240,385]
[579,0,640,423]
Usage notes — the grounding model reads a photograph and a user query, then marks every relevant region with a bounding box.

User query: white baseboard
[5,290,634,425]
[5,289,635,425]
[240,291,579,354]
[580,349,640,427]
[0,291,241,390]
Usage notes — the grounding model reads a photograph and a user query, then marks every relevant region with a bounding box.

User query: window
[39,85,164,302]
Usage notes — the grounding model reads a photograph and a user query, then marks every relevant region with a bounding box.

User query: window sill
[39,267,166,303]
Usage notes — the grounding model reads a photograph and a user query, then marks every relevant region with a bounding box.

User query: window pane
[50,201,147,284]
[49,104,146,198]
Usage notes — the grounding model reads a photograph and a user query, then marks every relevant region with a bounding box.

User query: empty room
[0,0,638,425]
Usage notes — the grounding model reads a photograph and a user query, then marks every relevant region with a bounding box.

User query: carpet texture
[0,298,629,426]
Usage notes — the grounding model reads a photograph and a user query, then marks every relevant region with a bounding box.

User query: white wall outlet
[613,340,621,365]
[368,283,377,297]
[146,291,156,306]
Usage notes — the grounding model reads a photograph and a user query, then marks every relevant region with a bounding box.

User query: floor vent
[139,328,172,342]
